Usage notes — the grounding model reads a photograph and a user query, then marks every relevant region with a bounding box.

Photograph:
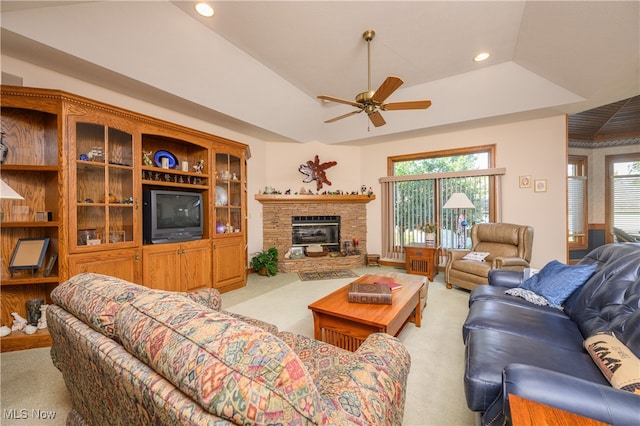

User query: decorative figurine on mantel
[298,155,337,191]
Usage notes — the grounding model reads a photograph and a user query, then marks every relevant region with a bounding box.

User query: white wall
[261,117,568,268]
[3,54,568,268]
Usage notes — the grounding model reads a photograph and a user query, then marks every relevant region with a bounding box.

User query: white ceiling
[1,1,638,145]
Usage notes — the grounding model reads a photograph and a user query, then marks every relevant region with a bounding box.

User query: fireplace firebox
[292,216,340,251]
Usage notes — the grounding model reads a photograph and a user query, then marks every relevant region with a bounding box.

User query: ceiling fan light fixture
[473,52,490,62]
[317,29,431,127]
[195,2,215,17]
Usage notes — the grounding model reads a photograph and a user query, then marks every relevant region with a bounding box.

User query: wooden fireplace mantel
[255,194,376,204]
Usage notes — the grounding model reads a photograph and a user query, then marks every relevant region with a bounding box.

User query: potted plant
[417,222,437,244]
[250,247,279,277]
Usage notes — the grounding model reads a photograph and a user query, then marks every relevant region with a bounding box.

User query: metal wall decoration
[298,155,337,191]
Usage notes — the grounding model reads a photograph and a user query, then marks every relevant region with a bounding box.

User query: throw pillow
[504,287,561,309]
[519,260,597,306]
[584,332,640,394]
[463,251,490,262]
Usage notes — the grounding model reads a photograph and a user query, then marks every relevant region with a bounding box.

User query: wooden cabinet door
[213,236,246,291]
[68,249,141,283]
[180,240,212,292]
[142,245,181,291]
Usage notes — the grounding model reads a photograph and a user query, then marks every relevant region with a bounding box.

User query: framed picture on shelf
[290,247,304,256]
[534,179,547,193]
[9,237,50,276]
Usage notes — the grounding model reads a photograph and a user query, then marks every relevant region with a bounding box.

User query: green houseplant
[250,247,279,277]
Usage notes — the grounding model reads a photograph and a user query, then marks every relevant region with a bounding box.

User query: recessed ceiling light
[473,52,490,62]
[195,2,215,17]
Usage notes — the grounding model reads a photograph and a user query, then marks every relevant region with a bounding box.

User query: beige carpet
[0,266,475,425]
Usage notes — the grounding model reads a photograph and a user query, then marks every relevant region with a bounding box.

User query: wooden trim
[379,168,506,183]
[387,144,497,175]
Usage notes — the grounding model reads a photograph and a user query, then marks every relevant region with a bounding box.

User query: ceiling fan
[318,29,432,127]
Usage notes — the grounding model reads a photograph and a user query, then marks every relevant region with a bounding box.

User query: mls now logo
[4,408,57,420]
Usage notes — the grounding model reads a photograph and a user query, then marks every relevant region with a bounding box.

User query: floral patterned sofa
[47,273,411,425]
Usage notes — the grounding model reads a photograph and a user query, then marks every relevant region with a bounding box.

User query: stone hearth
[255,194,375,273]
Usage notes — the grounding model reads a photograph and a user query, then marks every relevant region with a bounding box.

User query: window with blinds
[381,145,502,261]
[612,170,640,236]
[568,156,588,249]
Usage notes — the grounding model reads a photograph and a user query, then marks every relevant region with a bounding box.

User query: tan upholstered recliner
[445,222,534,290]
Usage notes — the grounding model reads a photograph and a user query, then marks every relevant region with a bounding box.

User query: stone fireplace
[255,194,375,272]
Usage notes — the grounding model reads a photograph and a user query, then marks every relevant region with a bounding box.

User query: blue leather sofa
[462,243,640,425]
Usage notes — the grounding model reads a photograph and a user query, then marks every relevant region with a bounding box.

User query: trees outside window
[381,145,499,258]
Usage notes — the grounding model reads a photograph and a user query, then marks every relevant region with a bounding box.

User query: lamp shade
[0,179,24,200]
[443,192,474,209]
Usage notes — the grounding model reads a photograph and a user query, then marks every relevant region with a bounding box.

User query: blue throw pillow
[519,260,597,306]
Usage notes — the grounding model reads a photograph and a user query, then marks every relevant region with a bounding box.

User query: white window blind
[568,176,586,240]
[380,168,504,260]
[613,175,640,234]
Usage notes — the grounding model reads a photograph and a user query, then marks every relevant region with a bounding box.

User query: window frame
[382,145,499,258]
[605,152,640,243]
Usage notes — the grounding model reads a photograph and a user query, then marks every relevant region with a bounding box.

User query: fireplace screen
[292,216,340,251]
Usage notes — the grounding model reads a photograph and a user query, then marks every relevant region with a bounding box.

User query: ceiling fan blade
[317,95,362,108]
[381,100,432,111]
[372,76,404,103]
[368,110,386,127]
[324,110,362,124]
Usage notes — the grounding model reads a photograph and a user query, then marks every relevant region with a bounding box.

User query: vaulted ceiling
[1,1,638,145]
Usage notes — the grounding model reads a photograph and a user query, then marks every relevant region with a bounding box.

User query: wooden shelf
[142,165,209,179]
[0,221,60,228]
[0,275,59,286]
[255,194,376,204]
[0,328,52,352]
[0,164,58,172]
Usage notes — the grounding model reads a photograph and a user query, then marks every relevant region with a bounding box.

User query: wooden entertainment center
[0,86,248,352]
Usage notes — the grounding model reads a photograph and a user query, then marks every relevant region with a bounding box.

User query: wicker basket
[305,247,329,257]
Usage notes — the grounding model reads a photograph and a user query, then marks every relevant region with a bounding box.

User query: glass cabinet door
[215,152,242,234]
[74,122,135,250]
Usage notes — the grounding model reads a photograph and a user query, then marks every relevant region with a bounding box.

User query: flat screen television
[143,189,203,244]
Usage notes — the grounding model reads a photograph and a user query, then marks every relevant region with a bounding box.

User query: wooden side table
[509,394,610,426]
[366,254,381,266]
[404,243,440,281]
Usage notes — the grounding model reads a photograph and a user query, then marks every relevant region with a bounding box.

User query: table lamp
[443,192,475,249]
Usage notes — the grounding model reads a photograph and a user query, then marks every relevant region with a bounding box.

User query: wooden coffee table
[308,273,425,351]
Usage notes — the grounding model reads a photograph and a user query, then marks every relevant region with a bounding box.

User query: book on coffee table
[348,282,392,305]
[373,279,402,291]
